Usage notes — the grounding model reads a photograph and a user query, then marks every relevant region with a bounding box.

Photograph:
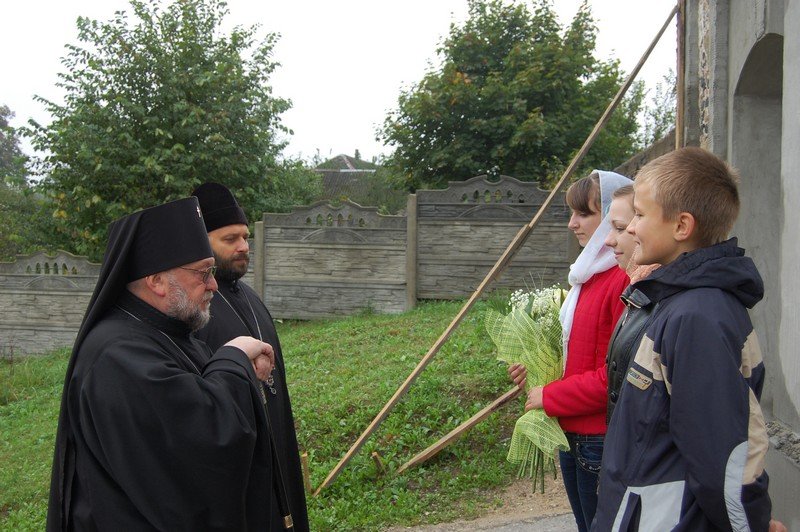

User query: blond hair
[635,147,740,246]
[612,184,634,201]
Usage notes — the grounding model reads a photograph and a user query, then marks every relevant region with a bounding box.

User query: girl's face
[568,207,602,247]
[604,196,637,269]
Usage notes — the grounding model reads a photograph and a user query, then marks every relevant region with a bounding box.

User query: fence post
[254,220,265,301]
[405,194,417,310]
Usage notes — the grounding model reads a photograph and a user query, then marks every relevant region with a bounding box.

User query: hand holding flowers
[486,286,569,492]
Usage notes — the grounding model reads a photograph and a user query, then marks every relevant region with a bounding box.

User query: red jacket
[542,266,628,435]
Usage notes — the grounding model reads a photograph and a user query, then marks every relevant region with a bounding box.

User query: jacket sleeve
[542,273,627,418]
[542,364,608,417]
[661,310,771,531]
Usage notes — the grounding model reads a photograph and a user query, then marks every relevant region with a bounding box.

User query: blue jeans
[559,433,604,532]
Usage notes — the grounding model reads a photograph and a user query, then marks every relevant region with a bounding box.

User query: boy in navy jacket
[592,148,783,531]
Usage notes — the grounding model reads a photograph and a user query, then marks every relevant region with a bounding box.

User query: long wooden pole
[397,387,522,474]
[314,3,680,496]
[675,0,686,148]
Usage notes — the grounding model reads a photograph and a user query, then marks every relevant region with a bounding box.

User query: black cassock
[195,278,309,532]
[49,291,273,531]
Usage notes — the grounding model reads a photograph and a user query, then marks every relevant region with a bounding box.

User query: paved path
[392,512,575,531]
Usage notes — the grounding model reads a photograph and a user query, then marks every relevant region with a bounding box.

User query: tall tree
[0,105,28,185]
[0,105,51,260]
[27,0,319,260]
[639,69,676,147]
[380,0,643,190]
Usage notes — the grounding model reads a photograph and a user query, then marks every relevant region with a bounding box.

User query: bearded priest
[193,182,309,532]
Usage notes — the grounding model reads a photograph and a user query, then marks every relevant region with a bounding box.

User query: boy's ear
[144,272,169,298]
[673,212,696,242]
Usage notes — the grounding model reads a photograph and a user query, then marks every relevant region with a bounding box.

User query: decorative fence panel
[414,175,571,299]
[0,177,574,353]
[0,251,101,356]
[260,200,409,319]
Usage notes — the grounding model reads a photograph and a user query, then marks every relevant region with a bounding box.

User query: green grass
[1,299,525,531]
[0,348,70,531]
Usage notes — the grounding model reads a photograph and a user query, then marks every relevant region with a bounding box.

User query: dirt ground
[385,474,572,531]
[385,420,800,531]
[384,421,800,531]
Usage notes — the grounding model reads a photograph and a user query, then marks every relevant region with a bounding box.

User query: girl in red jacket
[510,170,631,532]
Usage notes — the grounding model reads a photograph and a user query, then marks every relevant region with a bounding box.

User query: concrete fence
[253,175,572,319]
[0,251,101,357]
[412,175,572,301]
[0,175,573,355]
[260,200,409,319]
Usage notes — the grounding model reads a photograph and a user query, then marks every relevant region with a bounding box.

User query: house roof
[314,154,379,171]
[314,154,378,200]
[314,170,376,200]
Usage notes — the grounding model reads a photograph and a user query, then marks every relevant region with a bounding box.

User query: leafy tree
[260,159,321,213]
[359,166,409,214]
[27,0,319,260]
[380,0,643,190]
[639,69,676,147]
[1,105,28,185]
[0,182,53,261]
[0,105,51,260]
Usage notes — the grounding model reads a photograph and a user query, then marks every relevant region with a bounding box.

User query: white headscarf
[559,170,633,368]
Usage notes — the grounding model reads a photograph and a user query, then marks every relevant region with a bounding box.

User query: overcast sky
[2,0,678,163]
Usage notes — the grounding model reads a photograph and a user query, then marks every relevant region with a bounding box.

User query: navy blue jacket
[593,239,772,531]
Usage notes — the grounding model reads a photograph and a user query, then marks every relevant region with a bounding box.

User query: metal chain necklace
[116,305,201,374]
[216,287,277,395]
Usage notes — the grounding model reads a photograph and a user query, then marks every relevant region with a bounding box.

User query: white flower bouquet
[485,286,569,492]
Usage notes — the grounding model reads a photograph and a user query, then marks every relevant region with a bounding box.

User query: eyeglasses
[179,265,217,284]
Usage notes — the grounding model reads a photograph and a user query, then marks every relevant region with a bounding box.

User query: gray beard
[165,275,212,331]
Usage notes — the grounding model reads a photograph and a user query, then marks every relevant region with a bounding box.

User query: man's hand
[525,386,544,411]
[224,336,274,381]
[769,519,787,532]
[508,363,527,390]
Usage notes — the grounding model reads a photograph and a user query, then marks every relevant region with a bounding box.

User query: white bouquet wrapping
[485,286,569,492]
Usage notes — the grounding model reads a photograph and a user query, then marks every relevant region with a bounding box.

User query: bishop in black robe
[48,198,275,531]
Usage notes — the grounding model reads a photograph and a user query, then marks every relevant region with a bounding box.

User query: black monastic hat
[126,197,213,281]
[192,182,249,233]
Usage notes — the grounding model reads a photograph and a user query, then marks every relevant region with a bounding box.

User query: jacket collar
[630,238,763,308]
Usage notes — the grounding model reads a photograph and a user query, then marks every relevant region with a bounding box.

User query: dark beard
[214,252,249,282]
